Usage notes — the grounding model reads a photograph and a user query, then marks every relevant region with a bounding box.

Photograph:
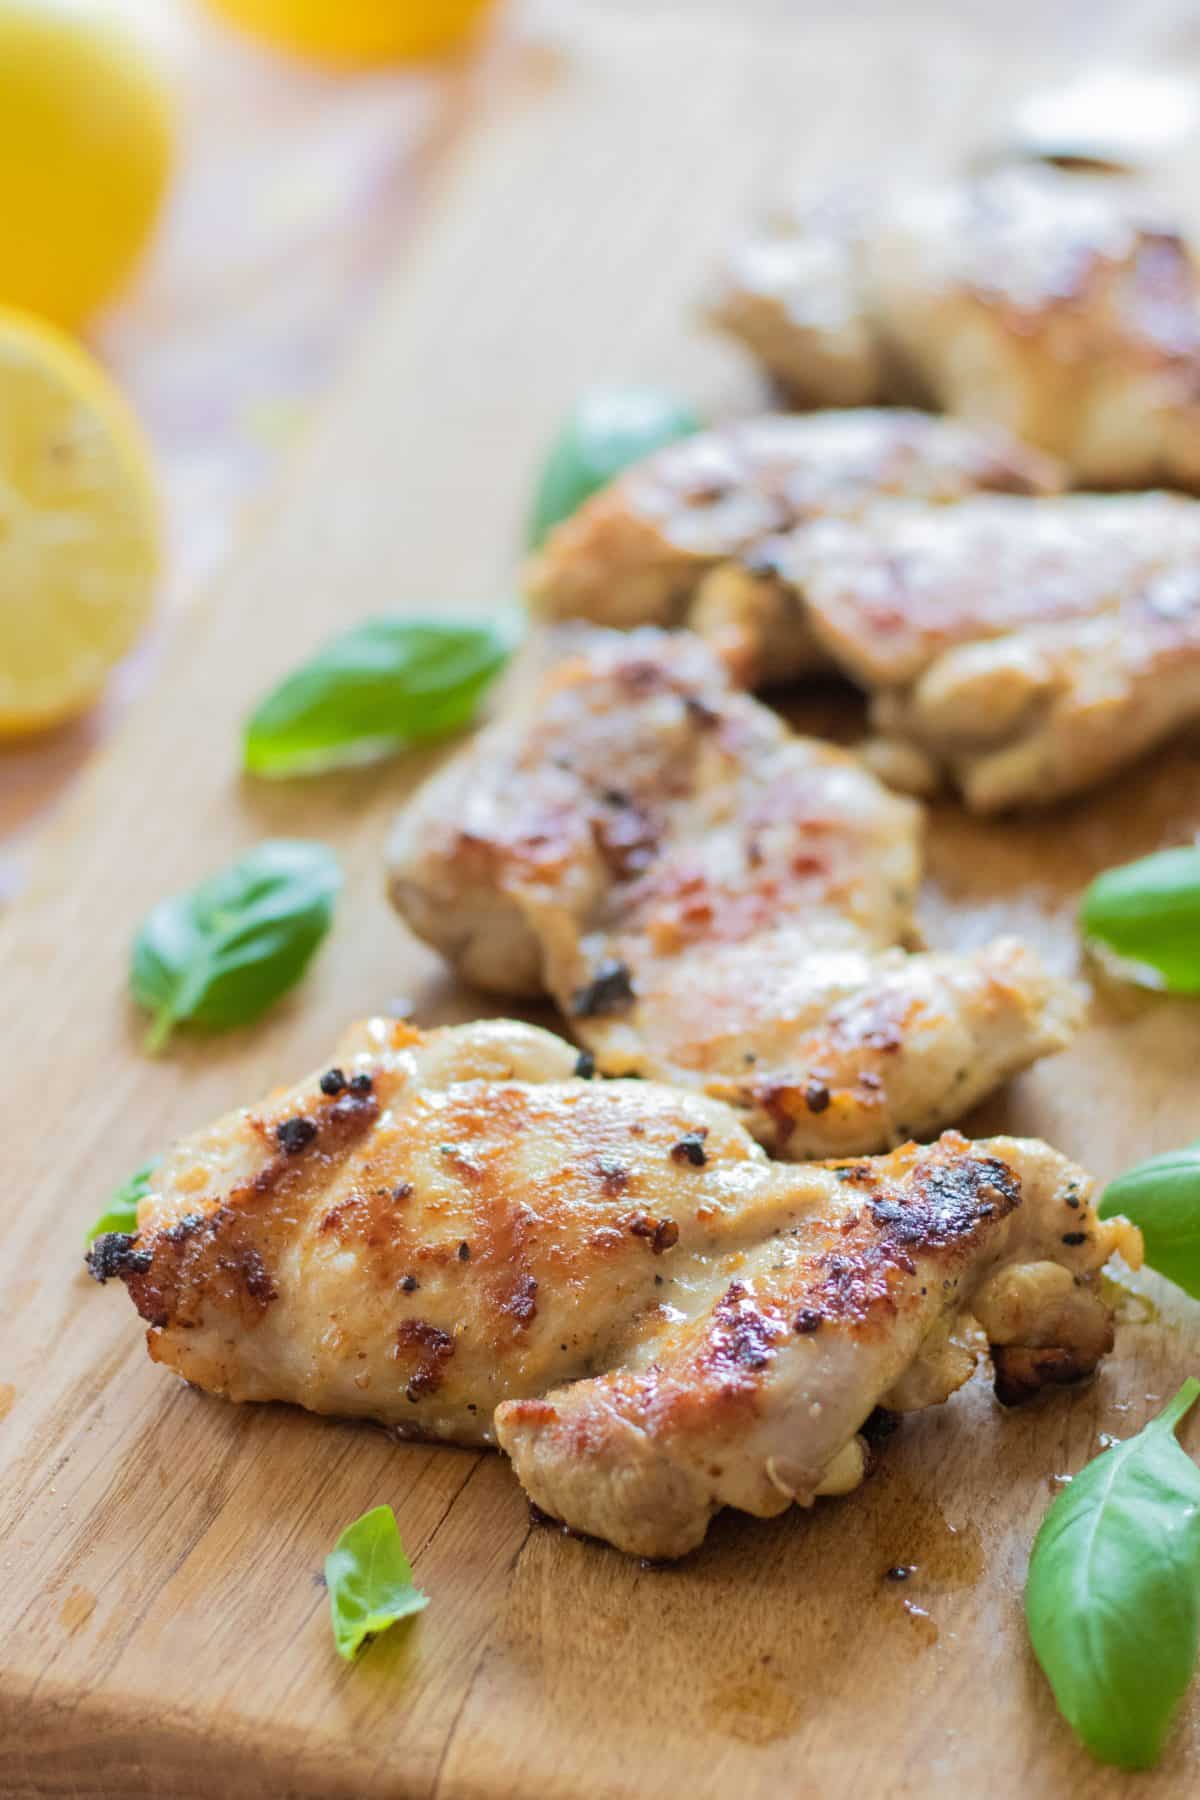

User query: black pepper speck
[276,1116,318,1155]
[671,1132,708,1168]
[571,959,635,1018]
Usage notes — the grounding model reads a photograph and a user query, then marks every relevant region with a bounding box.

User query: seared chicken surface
[88,1016,1139,1559]
[709,164,1200,490]
[784,491,1200,809]
[526,408,1061,685]
[388,629,1077,1156]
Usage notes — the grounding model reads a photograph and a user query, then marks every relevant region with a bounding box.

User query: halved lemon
[0,308,160,737]
[203,0,496,65]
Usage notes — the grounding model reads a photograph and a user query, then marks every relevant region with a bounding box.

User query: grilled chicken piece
[525,409,1061,684]
[707,191,886,410]
[87,1015,1140,1559]
[709,164,1200,491]
[387,629,1077,1156]
[780,491,1200,809]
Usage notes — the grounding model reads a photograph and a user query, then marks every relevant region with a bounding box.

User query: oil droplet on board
[708,1674,803,1746]
[59,1587,96,1634]
[903,1600,939,1648]
[869,1475,985,1591]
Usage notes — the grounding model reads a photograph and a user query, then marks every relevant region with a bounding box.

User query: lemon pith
[0,310,159,737]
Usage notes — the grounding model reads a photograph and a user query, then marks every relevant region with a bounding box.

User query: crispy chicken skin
[709,165,1200,491]
[387,629,1078,1156]
[525,409,1061,684]
[783,491,1200,809]
[88,1016,1140,1559]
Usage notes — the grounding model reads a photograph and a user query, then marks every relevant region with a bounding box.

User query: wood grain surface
[3,7,1200,1795]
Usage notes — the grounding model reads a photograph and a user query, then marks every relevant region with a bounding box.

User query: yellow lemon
[0,2,173,329]
[0,308,160,737]
[204,0,496,65]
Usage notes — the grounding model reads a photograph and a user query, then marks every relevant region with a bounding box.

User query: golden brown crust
[710,166,1200,491]
[524,410,1062,663]
[90,1022,1136,1558]
[388,629,1078,1156]
[785,491,1200,808]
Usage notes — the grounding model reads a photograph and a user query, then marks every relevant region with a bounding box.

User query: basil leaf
[130,839,341,1052]
[1101,1141,1200,1298]
[85,1157,161,1245]
[1026,1379,1200,1769]
[325,1504,428,1662]
[527,387,702,548]
[1081,846,1200,993]
[243,615,515,778]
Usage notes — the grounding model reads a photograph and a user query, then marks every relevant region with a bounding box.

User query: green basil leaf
[1081,846,1200,993]
[527,387,702,548]
[1026,1378,1200,1769]
[85,1157,161,1245]
[243,615,515,778]
[325,1504,428,1662]
[130,839,341,1053]
[1101,1141,1200,1298]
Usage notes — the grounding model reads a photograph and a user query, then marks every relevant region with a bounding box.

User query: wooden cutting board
[3,8,1200,1795]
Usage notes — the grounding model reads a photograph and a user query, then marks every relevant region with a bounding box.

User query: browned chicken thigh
[709,164,1200,491]
[525,408,1061,684]
[89,1016,1140,1559]
[529,455,1200,808]
[387,629,1077,1157]
[783,491,1200,809]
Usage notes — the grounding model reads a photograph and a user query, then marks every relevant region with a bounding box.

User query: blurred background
[1,0,1198,896]
[0,0,510,891]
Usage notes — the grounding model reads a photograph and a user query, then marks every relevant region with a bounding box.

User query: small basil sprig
[244,616,515,779]
[1081,845,1200,992]
[1101,1141,1200,1298]
[527,387,702,548]
[85,1157,161,1245]
[1026,1379,1200,1769]
[130,839,340,1053]
[325,1505,428,1662]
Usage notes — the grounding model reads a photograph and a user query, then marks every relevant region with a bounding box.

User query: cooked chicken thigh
[387,629,1077,1156]
[88,1015,1139,1559]
[709,164,1200,490]
[706,190,885,410]
[782,491,1200,808]
[526,409,1061,684]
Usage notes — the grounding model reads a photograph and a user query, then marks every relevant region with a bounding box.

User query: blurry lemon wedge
[0,309,159,737]
[0,2,173,328]
[204,0,496,65]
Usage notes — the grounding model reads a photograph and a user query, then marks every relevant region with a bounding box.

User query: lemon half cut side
[0,309,160,738]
